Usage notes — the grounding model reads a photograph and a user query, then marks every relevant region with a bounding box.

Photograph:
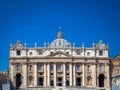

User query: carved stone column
[82,63,85,86]
[73,63,76,86]
[54,63,56,87]
[44,63,47,87]
[47,63,50,87]
[63,63,66,86]
[24,63,27,88]
[106,63,110,87]
[34,63,37,86]
[70,64,73,86]
[10,64,15,87]
[92,63,97,86]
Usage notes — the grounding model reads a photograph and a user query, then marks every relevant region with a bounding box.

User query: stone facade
[111,55,120,86]
[9,31,111,90]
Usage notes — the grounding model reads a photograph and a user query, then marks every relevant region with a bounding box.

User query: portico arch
[16,73,22,88]
[99,74,105,87]
[76,77,81,86]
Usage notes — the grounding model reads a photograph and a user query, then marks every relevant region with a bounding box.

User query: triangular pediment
[12,40,25,50]
[47,51,72,57]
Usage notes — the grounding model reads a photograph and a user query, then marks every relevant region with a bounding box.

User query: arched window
[16,73,22,88]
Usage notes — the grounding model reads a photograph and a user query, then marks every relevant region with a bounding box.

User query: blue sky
[0,0,120,70]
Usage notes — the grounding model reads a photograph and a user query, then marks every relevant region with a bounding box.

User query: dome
[50,31,71,48]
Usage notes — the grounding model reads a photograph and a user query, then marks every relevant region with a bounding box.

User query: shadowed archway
[76,77,81,86]
[16,73,22,88]
[99,74,104,87]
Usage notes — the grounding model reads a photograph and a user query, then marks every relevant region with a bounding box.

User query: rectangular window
[16,50,21,55]
[77,65,80,71]
[29,52,33,55]
[38,64,43,71]
[50,65,53,71]
[38,51,42,55]
[17,64,21,71]
[50,80,54,86]
[57,64,62,71]
[87,52,90,56]
[100,65,103,71]
[66,80,69,86]
[38,78,43,86]
[99,50,103,56]
[77,50,81,55]
[66,65,69,71]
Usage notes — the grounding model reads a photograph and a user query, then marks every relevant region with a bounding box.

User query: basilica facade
[9,31,111,90]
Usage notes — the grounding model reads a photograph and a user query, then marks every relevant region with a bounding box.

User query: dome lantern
[57,27,63,39]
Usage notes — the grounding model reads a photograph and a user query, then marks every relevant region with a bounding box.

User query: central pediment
[47,51,72,57]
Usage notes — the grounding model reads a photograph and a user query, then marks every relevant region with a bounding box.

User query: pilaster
[47,63,50,87]
[63,63,66,86]
[44,63,47,87]
[10,64,15,86]
[92,64,97,86]
[24,63,27,88]
[70,64,73,86]
[106,63,110,87]
[82,63,85,86]
[73,63,76,86]
[34,64,37,86]
[54,63,56,87]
